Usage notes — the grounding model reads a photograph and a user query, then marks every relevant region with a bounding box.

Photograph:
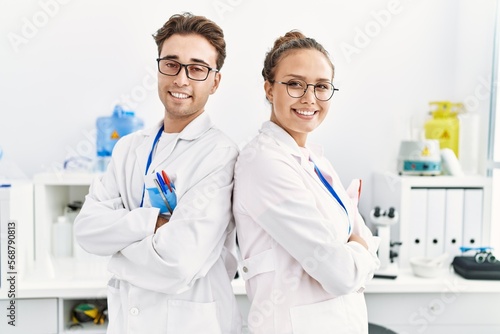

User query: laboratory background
[0,0,498,221]
[1,0,500,333]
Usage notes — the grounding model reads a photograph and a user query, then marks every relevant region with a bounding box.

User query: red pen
[161,170,173,192]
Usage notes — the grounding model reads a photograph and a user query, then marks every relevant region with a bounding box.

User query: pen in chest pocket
[154,177,173,213]
[161,170,173,192]
[156,172,168,192]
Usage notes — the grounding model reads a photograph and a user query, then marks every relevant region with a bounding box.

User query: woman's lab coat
[233,121,380,334]
[74,112,242,334]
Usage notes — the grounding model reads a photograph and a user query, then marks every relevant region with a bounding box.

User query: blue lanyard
[139,125,164,207]
[313,164,351,233]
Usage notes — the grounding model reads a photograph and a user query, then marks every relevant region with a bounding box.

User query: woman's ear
[264,80,273,103]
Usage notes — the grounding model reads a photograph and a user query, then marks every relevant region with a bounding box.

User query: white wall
[0,0,496,218]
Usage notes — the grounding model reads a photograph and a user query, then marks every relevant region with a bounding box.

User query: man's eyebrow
[161,55,211,67]
[161,54,178,60]
[189,58,211,67]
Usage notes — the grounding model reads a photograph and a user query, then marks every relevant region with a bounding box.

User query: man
[74,13,241,334]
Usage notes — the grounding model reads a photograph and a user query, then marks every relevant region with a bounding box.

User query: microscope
[370,206,401,279]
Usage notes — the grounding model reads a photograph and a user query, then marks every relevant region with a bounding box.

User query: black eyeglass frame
[156,57,219,81]
[270,79,339,101]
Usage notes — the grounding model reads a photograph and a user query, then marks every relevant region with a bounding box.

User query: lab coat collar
[260,121,303,159]
[176,111,214,141]
[142,111,213,140]
[137,112,214,175]
[260,121,332,197]
[260,121,325,162]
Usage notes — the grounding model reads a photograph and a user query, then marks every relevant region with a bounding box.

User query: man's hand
[348,233,368,250]
[155,214,170,232]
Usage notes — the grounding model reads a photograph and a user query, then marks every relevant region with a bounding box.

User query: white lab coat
[233,121,380,334]
[74,112,242,334]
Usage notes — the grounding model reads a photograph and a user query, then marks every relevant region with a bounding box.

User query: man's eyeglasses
[271,79,338,101]
[156,57,219,81]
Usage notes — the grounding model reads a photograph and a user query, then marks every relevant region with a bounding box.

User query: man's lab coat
[74,112,241,334]
[233,121,380,334]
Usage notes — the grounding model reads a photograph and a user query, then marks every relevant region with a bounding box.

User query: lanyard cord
[313,164,351,233]
[139,125,164,207]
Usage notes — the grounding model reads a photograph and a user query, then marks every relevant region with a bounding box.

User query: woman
[233,31,380,334]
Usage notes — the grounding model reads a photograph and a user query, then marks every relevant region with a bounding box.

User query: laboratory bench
[3,260,500,334]
[236,267,500,333]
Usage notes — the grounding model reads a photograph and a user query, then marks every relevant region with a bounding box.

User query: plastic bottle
[52,216,73,257]
[424,101,462,158]
[96,105,144,172]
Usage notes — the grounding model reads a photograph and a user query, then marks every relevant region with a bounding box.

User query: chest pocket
[239,248,275,280]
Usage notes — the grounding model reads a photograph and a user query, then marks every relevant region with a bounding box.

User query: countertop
[12,258,500,299]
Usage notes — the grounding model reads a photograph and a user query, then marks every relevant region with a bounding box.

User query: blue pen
[153,178,173,213]
[156,172,168,193]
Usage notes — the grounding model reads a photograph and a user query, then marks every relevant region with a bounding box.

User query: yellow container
[424,101,462,158]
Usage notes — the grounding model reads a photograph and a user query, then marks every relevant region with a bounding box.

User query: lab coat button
[242,266,248,273]
[130,307,139,316]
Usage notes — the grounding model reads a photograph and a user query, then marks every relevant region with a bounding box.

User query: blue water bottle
[96,105,144,172]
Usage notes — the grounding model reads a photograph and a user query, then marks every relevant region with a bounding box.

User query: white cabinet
[30,172,110,334]
[33,172,109,276]
[369,173,499,332]
[235,273,500,333]
[366,291,500,333]
[33,172,94,263]
[372,173,492,268]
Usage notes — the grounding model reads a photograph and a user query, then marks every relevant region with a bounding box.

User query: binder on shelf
[462,188,483,248]
[444,189,465,260]
[426,189,446,258]
[409,188,428,258]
